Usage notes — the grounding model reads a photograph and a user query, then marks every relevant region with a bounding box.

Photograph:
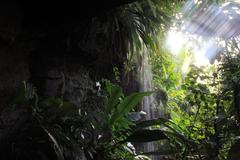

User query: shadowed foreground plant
[1,80,204,160]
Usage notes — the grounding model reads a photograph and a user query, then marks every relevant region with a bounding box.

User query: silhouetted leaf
[125,129,168,142]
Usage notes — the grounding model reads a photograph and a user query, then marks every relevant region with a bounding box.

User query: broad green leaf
[125,129,168,142]
[110,91,152,125]
[134,118,190,145]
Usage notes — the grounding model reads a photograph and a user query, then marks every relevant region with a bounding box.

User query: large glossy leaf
[125,129,168,142]
[110,91,152,125]
[134,118,197,147]
[134,117,184,135]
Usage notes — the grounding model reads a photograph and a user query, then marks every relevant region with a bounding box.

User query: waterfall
[139,50,156,159]
[139,51,161,120]
[135,49,164,160]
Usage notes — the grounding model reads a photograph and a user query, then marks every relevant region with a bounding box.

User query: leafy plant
[150,31,240,159]
[8,80,174,160]
[96,80,153,159]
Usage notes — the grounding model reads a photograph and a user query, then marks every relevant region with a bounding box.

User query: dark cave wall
[0,1,126,107]
[0,0,140,109]
[0,2,127,160]
[0,1,29,109]
[0,44,29,107]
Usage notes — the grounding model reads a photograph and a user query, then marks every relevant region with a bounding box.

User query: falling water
[139,50,162,120]
[135,48,165,160]
[139,50,155,157]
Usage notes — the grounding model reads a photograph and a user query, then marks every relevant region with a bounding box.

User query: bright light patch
[166,31,187,55]
[233,0,240,3]
[193,49,210,67]
[165,0,240,70]
[166,29,210,67]
[182,58,191,73]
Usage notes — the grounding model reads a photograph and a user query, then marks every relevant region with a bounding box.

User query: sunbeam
[166,0,240,68]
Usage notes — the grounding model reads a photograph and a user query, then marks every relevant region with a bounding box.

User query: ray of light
[165,0,240,68]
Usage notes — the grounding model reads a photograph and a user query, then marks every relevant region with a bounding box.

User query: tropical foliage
[8,80,180,160]
[3,0,240,160]
[149,29,240,160]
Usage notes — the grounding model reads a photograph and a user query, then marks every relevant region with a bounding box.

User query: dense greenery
[149,26,240,160]
[3,0,240,160]
[11,81,147,160]
[10,80,178,160]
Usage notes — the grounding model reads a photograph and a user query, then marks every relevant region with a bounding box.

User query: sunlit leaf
[110,92,152,125]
